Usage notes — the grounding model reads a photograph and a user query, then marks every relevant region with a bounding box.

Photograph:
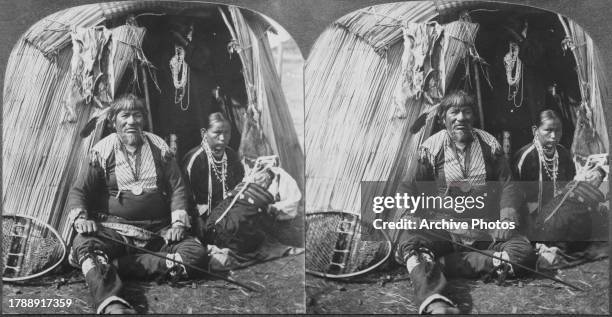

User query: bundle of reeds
[439,21,479,94]
[107,24,147,99]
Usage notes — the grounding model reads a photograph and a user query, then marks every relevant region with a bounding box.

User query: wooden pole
[276,43,283,82]
[473,59,485,129]
[140,64,154,132]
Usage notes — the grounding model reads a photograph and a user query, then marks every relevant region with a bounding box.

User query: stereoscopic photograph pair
[1,0,609,315]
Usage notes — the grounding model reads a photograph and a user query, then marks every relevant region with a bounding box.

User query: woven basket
[306,211,392,278]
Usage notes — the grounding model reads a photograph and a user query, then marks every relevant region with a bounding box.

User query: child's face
[252,169,273,189]
[584,168,605,188]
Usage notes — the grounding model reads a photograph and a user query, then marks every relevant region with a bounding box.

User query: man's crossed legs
[71,227,208,314]
[395,229,537,314]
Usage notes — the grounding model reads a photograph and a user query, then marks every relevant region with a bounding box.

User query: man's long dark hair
[108,94,148,126]
[410,90,477,133]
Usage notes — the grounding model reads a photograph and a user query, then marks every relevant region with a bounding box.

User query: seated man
[66,94,207,314]
[395,91,536,314]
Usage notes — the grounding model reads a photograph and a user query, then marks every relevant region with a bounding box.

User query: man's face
[205,121,231,158]
[443,105,474,143]
[535,119,562,155]
[115,109,144,146]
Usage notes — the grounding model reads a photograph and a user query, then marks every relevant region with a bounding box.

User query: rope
[42,28,69,32]
[41,17,71,28]
[448,34,470,45]
[468,9,500,14]
[357,8,403,23]
[134,12,166,19]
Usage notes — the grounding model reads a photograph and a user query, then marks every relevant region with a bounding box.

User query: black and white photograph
[304,1,609,314]
[2,1,304,314]
[2,0,612,316]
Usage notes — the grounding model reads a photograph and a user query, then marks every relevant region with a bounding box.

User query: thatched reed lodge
[3,1,303,241]
[305,1,608,241]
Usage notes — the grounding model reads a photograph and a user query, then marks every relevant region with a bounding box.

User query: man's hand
[74,218,98,234]
[164,223,186,243]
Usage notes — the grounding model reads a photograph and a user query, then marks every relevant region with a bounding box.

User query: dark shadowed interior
[439,8,580,154]
[103,7,248,160]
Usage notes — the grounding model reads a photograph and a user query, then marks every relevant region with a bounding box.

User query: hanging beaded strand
[504,42,524,112]
[170,45,189,109]
[504,24,528,113]
[169,25,193,111]
[534,136,559,195]
[201,139,228,199]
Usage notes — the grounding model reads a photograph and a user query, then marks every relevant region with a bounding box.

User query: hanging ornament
[534,137,559,195]
[169,24,194,111]
[202,139,229,199]
[227,40,239,59]
[169,45,189,110]
[504,42,523,112]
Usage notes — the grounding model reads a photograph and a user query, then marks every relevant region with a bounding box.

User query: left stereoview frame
[2,1,304,314]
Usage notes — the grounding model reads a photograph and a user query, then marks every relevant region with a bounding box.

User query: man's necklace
[121,145,143,195]
[451,142,472,178]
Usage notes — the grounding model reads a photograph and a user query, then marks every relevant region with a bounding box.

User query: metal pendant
[131,184,144,196]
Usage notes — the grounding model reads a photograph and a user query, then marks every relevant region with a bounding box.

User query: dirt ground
[2,195,305,315]
[3,252,304,314]
[2,210,305,314]
[306,258,609,314]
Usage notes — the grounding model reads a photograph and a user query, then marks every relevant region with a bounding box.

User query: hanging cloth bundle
[394,22,444,117]
[407,21,481,133]
[66,26,112,123]
[572,104,606,162]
